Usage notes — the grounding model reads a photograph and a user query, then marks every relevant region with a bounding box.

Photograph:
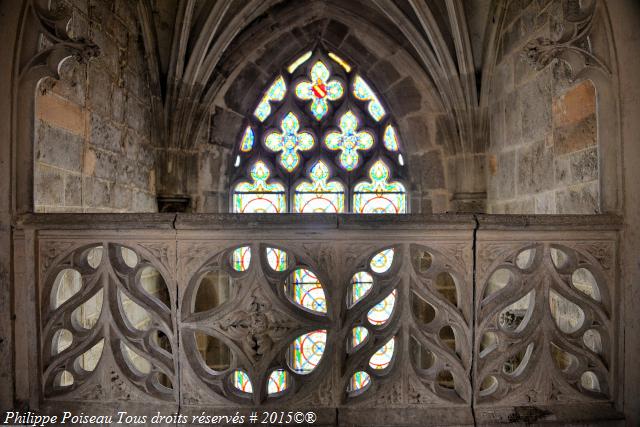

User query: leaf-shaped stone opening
[369,337,395,370]
[285,269,327,314]
[439,326,456,353]
[412,292,436,324]
[139,266,170,308]
[436,370,455,390]
[414,250,433,272]
[347,371,371,393]
[367,289,396,326]
[572,268,601,302]
[515,248,536,270]
[583,329,603,354]
[194,331,231,372]
[194,270,232,313]
[55,370,74,388]
[52,269,82,309]
[479,375,498,396]
[348,272,373,308]
[75,339,104,372]
[121,246,139,268]
[155,371,173,390]
[71,289,103,330]
[231,246,251,272]
[348,326,369,352]
[549,290,585,334]
[120,291,152,331]
[435,272,457,306]
[287,330,327,374]
[370,248,394,273]
[410,337,436,370]
[551,247,570,270]
[52,329,73,355]
[266,247,288,271]
[498,290,534,333]
[122,342,152,375]
[86,246,103,269]
[503,342,534,377]
[580,371,601,393]
[551,343,579,373]
[151,329,173,356]
[232,370,253,394]
[479,332,498,358]
[485,268,513,298]
[267,369,289,395]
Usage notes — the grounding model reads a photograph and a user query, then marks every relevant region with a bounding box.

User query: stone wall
[486,0,599,214]
[34,0,156,213]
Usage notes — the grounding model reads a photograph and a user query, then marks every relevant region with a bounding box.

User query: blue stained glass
[232,246,251,271]
[370,249,394,273]
[294,161,345,213]
[289,330,327,374]
[267,369,289,395]
[233,161,286,213]
[324,111,374,171]
[383,125,399,151]
[240,127,254,152]
[353,75,386,121]
[369,337,395,369]
[350,326,369,350]
[287,269,327,314]
[265,112,314,172]
[353,160,406,214]
[348,371,371,392]
[266,247,288,271]
[367,289,396,326]
[254,76,286,122]
[295,61,343,121]
[349,271,373,307]
[232,370,252,393]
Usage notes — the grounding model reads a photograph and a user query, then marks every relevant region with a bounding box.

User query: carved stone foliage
[40,242,176,402]
[475,242,613,406]
[521,0,610,79]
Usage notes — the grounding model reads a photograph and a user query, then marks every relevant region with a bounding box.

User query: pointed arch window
[231,50,407,213]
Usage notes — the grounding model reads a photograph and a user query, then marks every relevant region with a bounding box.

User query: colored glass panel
[232,246,251,271]
[369,337,395,369]
[267,369,289,395]
[367,289,396,325]
[265,112,314,172]
[350,326,369,350]
[287,51,312,73]
[348,371,371,392]
[289,330,327,374]
[328,52,351,72]
[232,370,252,393]
[353,75,386,121]
[266,247,288,271]
[233,161,286,213]
[353,160,406,214]
[349,272,374,307]
[324,111,374,171]
[287,269,327,314]
[295,61,344,121]
[294,161,345,213]
[370,248,394,273]
[240,126,254,152]
[254,76,286,122]
[383,125,399,151]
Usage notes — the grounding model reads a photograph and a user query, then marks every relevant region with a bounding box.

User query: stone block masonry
[34,0,156,213]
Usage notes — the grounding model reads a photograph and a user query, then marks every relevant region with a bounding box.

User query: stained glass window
[324,111,374,171]
[349,271,374,307]
[348,371,371,392]
[267,369,289,395]
[232,246,251,271]
[232,161,286,213]
[232,370,252,393]
[367,289,396,326]
[369,337,395,369]
[354,160,406,214]
[288,330,327,374]
[350,326,369,350]
[232,50,407,214]
[266,247,287,271]
[370,248,394,273]
[286,268,327,314]
[294,161,345,213]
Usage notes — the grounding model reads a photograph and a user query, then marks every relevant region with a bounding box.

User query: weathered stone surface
[36,122,84,172]
[534,191,556,214]
[34,167,64,207]
[520,72,552,142]
[87,62,113,116]
[556,182,599,214]
[554,113,597,155]
[413,150,445,190]
[64,174,82,207]
[224,62,268,114]
[385,76,422,117]
[83,177,112,208]
[491,150,516,200]
[90,113,123,152]
[503,91,521,144]
[36,93,85,136]
[369,59,402,89]
[517,139,554,195]
[553,80,596,127]
[403,114,431,152]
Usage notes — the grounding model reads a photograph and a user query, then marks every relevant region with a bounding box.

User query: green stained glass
[371,248,394,273]
[367,289,396,326]
[294,161,345,213]
[232,246,251,271]
[254,76,286,122]
[265,112,314,172]
[369,337,395,369]
[295,61,344,121]
[240,127,254,152]
[266,247,288,271]
[383,125,399,151]
[287,269,327,314]
[233,161,286,213]
[288,330,327,374]
[267,369,289,395]
[232,370,252,393]
[350,326,369,350]
[324,111,374,171]
[349,271,373,307]
[353,75,386,121]
[353,160,406,213]
[348,371,371,392]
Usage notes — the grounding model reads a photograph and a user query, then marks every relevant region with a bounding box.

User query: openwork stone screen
[12,214,621,425]
[230,50,408,214]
